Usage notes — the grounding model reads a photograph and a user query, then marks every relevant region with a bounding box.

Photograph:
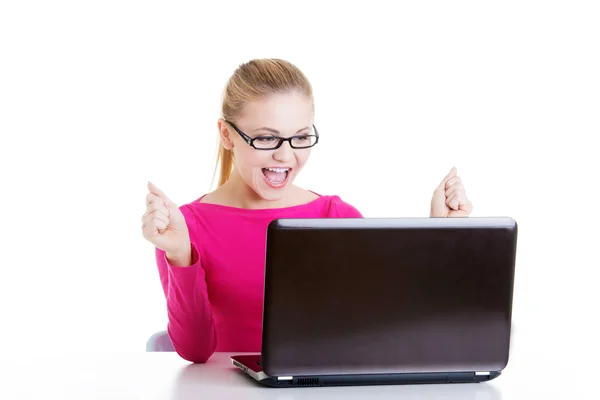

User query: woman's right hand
[142,182,191,264]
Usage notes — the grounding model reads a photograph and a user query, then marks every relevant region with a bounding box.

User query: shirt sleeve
[155,205,217,363]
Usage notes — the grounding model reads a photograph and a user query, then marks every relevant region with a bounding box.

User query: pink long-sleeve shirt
[155,193,363,363]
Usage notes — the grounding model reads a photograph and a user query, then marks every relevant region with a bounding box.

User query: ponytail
[214,145,234,188]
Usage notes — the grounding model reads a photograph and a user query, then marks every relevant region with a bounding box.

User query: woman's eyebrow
[253,126,311,135]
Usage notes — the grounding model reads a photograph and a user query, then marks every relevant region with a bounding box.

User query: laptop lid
[260,217,517,378]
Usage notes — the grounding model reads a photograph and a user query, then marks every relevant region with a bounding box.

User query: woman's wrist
[166,243,192,267]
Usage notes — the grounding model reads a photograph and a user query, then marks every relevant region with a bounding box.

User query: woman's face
[221,91,315,202]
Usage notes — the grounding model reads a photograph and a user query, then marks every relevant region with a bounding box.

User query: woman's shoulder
[321,193,363,218]
[276,190,363,218]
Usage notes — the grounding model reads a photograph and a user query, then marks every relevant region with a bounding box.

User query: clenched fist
[142,182,191,264]
[430,167,473,218]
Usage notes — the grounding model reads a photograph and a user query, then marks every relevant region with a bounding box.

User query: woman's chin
[255,186,288,202]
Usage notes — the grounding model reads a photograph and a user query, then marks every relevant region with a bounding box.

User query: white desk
[2,351,589,399]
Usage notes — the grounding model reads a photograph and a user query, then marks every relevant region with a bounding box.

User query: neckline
[193,191,330,214]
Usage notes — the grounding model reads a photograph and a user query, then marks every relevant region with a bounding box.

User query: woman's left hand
[430,167,473,217]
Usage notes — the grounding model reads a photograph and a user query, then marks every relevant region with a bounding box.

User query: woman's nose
[272,141,294,162]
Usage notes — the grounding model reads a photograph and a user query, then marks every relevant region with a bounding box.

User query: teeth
[266,167,289,173]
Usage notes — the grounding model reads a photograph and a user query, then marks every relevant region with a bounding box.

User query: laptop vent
[296,377,320,387]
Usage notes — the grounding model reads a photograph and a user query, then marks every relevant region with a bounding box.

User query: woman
[141,58,473,363]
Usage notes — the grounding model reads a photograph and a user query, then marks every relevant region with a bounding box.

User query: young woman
[141,59,473,363]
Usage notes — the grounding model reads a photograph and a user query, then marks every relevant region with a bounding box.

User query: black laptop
[231,217,518,387]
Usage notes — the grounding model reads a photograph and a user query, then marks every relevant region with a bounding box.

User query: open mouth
[262,167,291,188]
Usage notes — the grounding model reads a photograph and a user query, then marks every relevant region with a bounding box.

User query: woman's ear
[218,119,234,150]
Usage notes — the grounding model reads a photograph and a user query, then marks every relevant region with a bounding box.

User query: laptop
[231,217,518,387]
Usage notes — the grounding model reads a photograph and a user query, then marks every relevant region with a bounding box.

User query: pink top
[155,193,363,363]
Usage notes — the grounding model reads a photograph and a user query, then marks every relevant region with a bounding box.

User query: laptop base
[231,355,501,388]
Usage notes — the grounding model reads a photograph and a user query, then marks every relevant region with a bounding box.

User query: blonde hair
[213,59,314,187]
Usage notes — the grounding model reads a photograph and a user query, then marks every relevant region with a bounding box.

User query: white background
[1,0,598,381]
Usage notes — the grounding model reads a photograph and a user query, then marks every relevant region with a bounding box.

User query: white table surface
[2,351,591,399]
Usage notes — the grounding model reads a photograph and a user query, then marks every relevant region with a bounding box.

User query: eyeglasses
[225,120,319,150]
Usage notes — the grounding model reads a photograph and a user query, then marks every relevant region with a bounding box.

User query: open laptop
[231,217,518,387]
